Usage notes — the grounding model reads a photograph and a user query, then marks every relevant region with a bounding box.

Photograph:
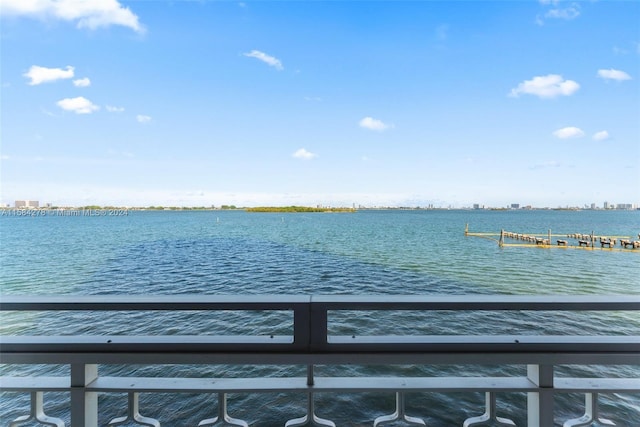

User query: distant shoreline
[1,206,638,213]
[246,206,356,213]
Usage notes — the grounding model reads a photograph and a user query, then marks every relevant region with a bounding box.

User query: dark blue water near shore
[1,209,638,425]
[95,236,470,296]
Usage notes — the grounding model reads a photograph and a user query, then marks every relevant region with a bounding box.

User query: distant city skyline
[1,1,638,208]
[4,199,638,211]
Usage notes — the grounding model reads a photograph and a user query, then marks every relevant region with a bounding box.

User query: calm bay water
[1,209,639,425]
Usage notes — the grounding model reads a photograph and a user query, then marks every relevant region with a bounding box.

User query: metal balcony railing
[1,295,639,426]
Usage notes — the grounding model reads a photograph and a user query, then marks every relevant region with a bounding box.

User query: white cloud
[536,2,580,25]
[597,68,632,81]
[292,148,317,160]
[545,5,580,20]
[73,77,91,87]
[359,116,393,131]
[552,126,584,139]
[56,96,99,114]
[106,105,125,113]
[24,65,74,85]
[509,74,579,99]
[1,0,145,33]
[592,131,610,141]
[243,50,283,70]
[136,114,152,123]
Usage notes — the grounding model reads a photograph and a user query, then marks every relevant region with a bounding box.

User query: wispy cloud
[73,77,91,87]
[56,96,99,114]
[40,108,59,117]
[292,148,317,160]
[106,105,125,113]
[552,126,584,139]
[24,65,74,85]
[509,74,579,99]
[613,46,628,55]
[536,1,580,26]
[243,50,283,70]
[545,5,580,20]
[1,0,145,33]
[531,160,562,170]
[136,114,152,123]
[597,68,632,81]
[359,117,393,131]
[592,130,610,141]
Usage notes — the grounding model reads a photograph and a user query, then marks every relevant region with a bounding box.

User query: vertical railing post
[309,298,329,352]
[527,364,554,427]
[293,299,312,351]
[71,363,98,427]
[307,364,314,386]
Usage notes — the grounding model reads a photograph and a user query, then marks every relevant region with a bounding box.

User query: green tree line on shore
[246,206,356,213]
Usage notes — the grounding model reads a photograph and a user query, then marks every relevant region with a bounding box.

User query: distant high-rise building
[15,200,39,208]
[591,203,596,210]
[604,201,609,209]
[510,203,520,209]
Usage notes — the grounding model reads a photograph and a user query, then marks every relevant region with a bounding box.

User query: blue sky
[1,0,638,208]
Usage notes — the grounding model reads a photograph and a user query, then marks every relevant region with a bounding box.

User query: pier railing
[1,295,639,426]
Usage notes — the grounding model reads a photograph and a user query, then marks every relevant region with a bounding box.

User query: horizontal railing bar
[2,295,638,311]
[0,376,70,391]
[89,377,309,392]
[4,376,638,394]
[330,335,640,344]
[46,376,543,393]
[310,377,538,392]
[555,378,640,392]
[323,335,640,353]
[3,352,639,365]
[2,335,638,354]
[0,335,640,354]
[0,295,310,311]
[312,295,640,310]
[0,377,537,393]
[0,335,295,353]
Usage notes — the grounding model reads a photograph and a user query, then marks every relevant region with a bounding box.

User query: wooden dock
[464,224,639,252]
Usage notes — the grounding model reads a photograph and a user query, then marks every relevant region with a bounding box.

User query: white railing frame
[1,295,639,427]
